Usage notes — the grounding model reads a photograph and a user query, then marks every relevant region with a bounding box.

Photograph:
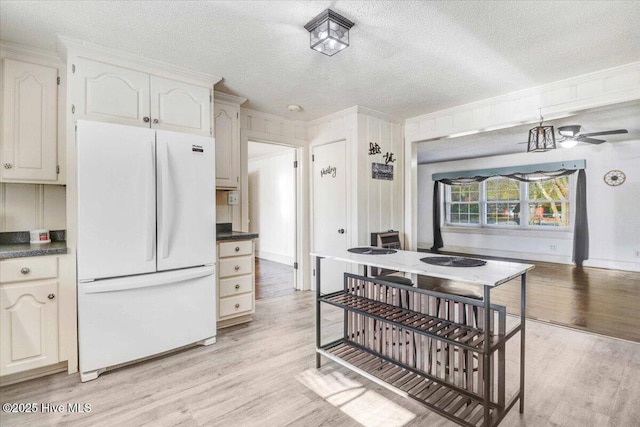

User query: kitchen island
[311,247,534,427]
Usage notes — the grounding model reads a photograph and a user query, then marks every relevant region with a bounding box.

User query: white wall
[417,139,640,271]
[248,148,296,265]
[0,184,66,232]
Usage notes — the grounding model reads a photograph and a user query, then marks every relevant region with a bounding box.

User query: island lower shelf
[319,339,507,427]
[316,272,525,427]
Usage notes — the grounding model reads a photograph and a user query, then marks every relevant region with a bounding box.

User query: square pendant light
[304,9,355,56]
[527,124,556,152]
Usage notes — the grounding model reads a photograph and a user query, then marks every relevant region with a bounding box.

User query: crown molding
[57,35,222,86]
[214,91,247,105]
[0,40,62,66]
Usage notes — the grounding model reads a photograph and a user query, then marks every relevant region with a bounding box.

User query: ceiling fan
[556,125,628,147]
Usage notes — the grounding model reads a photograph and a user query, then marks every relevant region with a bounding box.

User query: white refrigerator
[76,120,216,382]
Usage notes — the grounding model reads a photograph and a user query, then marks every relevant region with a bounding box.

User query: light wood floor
[1,292,639,427]
[255,258,295,300]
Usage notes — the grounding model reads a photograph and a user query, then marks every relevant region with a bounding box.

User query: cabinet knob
[235,284,240,290]
[235,247,240,252]
[143,117,150,123]
[234,265,240,271]
[20,267,31,275]
[48,294,55,300]
[235,303,240,309]
[153,119,159,124]
[3,163,13,169]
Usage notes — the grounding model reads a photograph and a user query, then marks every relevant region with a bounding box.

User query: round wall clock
[603,170,626,186]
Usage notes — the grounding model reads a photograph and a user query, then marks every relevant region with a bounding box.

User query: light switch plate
[227,191,239,205]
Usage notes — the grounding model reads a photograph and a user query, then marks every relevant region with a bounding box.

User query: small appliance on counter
[29,229,50,244]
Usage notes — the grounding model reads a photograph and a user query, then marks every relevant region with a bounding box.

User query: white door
[77,121,157,281]
[150,76,211,136]
[76,58,151,128]
[312,140,348,293]
[1,59,58,183]
[156,130,215,271]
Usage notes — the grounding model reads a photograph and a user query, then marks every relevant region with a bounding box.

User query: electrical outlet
[227,191,239,205]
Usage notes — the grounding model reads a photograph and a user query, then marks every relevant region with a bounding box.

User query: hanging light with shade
[304,9,355,56]
[527,110,556,152]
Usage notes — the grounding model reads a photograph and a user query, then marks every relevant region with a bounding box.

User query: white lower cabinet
[0,257,59,376]
[217,239,255,328]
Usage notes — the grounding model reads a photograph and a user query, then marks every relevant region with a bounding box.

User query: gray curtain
[431,181,443,251]
[573,169,589,266]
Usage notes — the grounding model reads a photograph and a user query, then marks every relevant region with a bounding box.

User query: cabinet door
[150,76,211,136]
[75,58,151,128]
[1,59,58,183]
[0,281,59,376]
[214,101,240,188]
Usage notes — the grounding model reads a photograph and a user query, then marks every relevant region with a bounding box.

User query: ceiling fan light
[527,125,556,152]
[559,138,578,149]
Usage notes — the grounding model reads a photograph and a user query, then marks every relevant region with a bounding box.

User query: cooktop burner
[348,247,397,255]
[420,256,486,267]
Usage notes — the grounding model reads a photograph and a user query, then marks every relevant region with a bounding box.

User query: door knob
[338,229,345,234]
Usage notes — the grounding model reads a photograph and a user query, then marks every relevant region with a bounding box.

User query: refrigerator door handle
[145,139,155,261]
[160,142,171,259]
[81,266,215,294]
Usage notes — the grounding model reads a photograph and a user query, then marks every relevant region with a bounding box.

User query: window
[447,183,480,225]
[445,175,571,229]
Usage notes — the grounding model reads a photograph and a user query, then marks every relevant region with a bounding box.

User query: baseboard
[255,250,294,266]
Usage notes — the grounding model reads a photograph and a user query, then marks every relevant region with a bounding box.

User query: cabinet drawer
[219,293,253,318]
[0,257,58,284]
[219,275,253,298]
[219,240,253,258]
[219,257,253,278]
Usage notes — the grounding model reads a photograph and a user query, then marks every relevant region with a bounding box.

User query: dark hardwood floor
[417,250,640,343]
[255,257,296,300]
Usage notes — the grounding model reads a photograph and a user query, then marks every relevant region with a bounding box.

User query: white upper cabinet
[150,76,211,136]
[75,58,150,128]
[74,58,211,136]
[214,93,245,189]
[1,59,59,183]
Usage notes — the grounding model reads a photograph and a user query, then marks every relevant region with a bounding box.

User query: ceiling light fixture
[527,110,556,152]
[287,104,302,112]
[304,9,354,56]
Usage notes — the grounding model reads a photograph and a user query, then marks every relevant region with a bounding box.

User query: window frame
[443,175,574,231]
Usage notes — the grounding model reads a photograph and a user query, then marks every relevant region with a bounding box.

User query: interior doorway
[248,141,298,299]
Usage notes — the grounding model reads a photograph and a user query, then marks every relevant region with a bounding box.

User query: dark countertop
[216,222,258,241]
[217,231,259,242]
[0,230,68,259]
[0,241,68,259]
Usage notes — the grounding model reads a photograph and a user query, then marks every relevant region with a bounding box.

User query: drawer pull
[48,294,55,300]
[235,284,240,290]
[234,265,240,271]
[235,246,240,252]
[235,303,240,309]
[21,267,31,275]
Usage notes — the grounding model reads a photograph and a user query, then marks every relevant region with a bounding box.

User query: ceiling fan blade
[578,137,606,144]
[579,129,628,137]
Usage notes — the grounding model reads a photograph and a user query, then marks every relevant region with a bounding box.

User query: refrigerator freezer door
[77,121,157,281]
[157,130,216,271]
[78,266,216,377]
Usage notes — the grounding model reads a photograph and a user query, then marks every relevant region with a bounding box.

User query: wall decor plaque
[372,163,393,180]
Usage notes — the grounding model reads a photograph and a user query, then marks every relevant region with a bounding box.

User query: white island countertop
[311,247,534,287]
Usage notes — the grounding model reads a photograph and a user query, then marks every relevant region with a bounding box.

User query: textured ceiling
[1,1,640,122]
